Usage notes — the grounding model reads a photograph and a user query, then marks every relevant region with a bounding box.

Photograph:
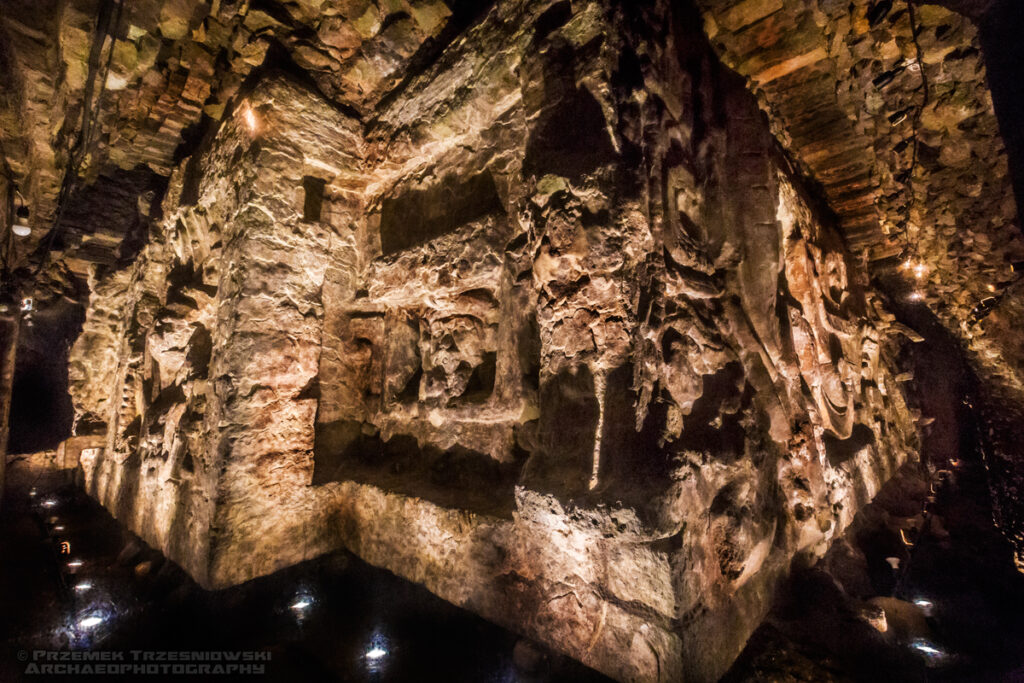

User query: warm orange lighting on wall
[239,103,259,135]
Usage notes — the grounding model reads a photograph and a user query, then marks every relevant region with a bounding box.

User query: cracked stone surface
[691,0,1024,565]
[62,2,922,680]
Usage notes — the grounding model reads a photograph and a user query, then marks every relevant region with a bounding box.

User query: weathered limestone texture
[67,2,917,681]
[690,0,1024,565]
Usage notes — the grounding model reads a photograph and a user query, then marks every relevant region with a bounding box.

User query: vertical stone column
[204,79,363,587]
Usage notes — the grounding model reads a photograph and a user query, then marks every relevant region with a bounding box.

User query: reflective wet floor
[0,458,612,683]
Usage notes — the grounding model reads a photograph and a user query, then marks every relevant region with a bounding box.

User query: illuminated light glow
[74,582,93,592]
[908,291,924,302]
[54,525,65,531]
[78,616,104,629]
[365,647,388,661]
[29,489,37,497]
[914,263,928,279]
[240,103,259,135]
[290,599,311,610]
[42,499,57,508]
[885,556,901,570]
[988,284,997,292]
[67,560,83,569]
[899,528,915,547]
[12,223,31,237]
[914,597,936,617]
[901,259,913,271]
[910,638,946,659]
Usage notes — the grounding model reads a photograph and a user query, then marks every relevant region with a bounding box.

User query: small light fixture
[41,498,56,508]
[12,222,31,237]
[913,597,935,616]
[908,291,924,302]
[290,599,311,611]
[74,582,93,592]
[67,560,83,569]
[913,263,927,279]
[78,615,104,629]
[910,638,946,659]
[364,632,391,668]
[365,647,387,661]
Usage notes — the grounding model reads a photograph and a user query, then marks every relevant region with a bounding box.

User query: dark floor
[723,457,1024,683]
[0,457,612,683]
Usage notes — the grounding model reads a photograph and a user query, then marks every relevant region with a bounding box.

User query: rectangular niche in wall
[302,176,327,223]
[378,171,503,255]
[311,422,522,519]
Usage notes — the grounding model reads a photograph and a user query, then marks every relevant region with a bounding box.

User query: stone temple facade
[62,1,922,681]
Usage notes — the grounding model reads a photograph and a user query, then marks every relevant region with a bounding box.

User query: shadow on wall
[312,420,524,519]
[7,301,84,455]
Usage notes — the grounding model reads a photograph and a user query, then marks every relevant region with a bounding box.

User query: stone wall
[67,1,918,681]
[690,0,1024,569]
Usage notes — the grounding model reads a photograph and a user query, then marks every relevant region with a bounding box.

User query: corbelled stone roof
[1,0,471,294]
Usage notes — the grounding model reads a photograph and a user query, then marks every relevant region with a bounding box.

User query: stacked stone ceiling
[0,0,473,297]
[697,0,1021,319]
